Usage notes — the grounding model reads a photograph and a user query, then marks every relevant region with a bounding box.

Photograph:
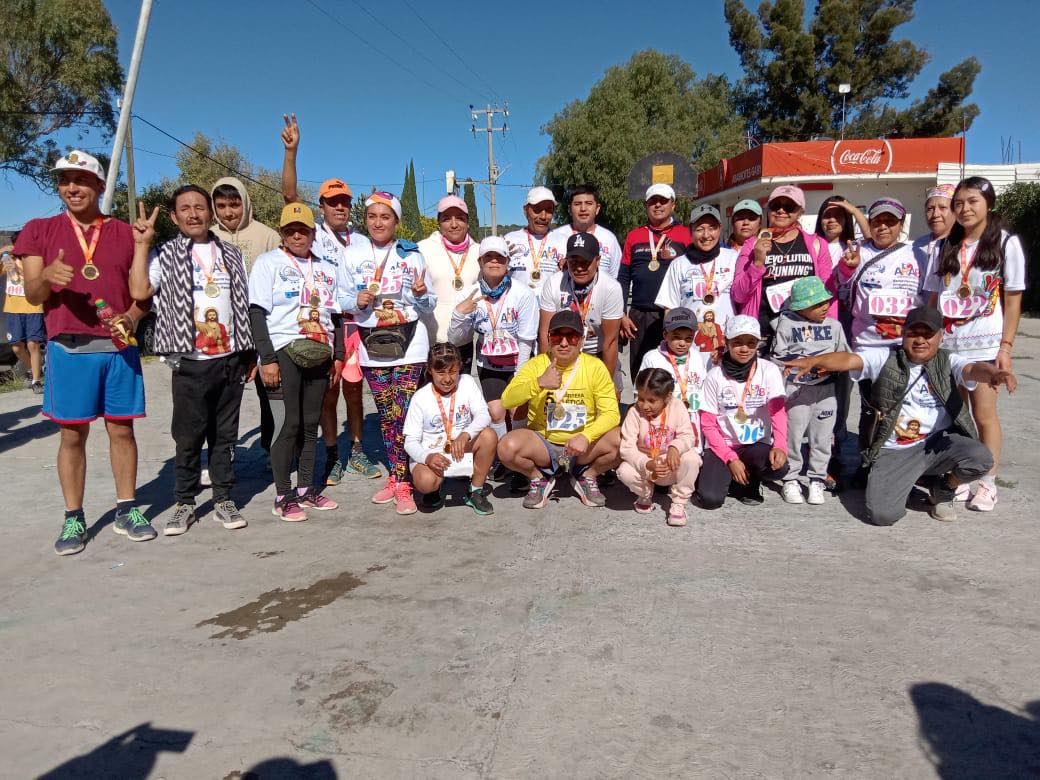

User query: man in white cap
[546,184,622,279]
[504,186,557,296]
[418,194,480,372]
[619,183,691,380]
[15,150,156,555]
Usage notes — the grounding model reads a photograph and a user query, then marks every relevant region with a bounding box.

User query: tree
[724,0,980,141]
[996,182,1040,313]
[537,50,746,237]
[400,160,422,240]
[0,0,123,186]
[463,182,479,237]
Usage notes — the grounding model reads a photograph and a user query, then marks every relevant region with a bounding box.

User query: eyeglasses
[769,201,799,213]
[527,203,554,215]
[549,330,582,345]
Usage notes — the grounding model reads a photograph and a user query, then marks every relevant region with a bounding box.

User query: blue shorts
[43,341,146,424]
[6,313,45,343]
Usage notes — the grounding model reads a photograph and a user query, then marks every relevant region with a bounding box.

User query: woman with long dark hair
[923,176,1027,511]
[814,196,871,263]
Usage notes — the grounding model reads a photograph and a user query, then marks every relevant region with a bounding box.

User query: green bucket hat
[789,275,832,311]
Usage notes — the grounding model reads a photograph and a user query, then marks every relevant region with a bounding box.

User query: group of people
[10,120,1024,557]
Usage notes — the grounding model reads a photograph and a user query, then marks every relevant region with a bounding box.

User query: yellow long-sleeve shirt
[501,352,620,445]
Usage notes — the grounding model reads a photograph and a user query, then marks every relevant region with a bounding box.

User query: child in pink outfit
[619,367,702,526]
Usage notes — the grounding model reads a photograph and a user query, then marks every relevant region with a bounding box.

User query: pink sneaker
[667,504,688,527]
[301,490,338,511]
[633,497,653,514]
[272,495,306,522]
[372,476,396,504]
[394,481,417,515]
[968,481,997,512]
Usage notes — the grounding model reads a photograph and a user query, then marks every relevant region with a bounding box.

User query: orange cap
[319,178,352,200]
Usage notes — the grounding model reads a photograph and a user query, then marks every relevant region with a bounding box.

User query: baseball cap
[525,186,557,206]
[732,198,763,218]
[279,202,315,229]
[903,306,943,333]
[437,194,468,215]
[319,179,352,201]
[478,236,509,258]
[868,197,907,221]
[548,309,583,334]
[788,276,833,311]
[689,204,722,225]
[645,183,675,201]
[51,150,106,183]
[725,314,761,340]
[664,307,696,332]
[767,185,806,209]
[565,231,600,262]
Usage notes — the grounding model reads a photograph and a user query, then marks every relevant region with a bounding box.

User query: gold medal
[648,259,660,272]
[758,229,772,241]
[734,407,748,424]
[453,276,464,291]
[957,284,972,300]
[552,404,566,421]
[367,281,381,295]
[309,292,320,307]
[204,282,221,298]
[531,269,541,281]
[703,292,715,305]
[443,441,452,454]
[81,263,100,281]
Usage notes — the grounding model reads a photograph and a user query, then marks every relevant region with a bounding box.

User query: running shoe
[372,476,397,504]
[968,481,997,512]
[273,495,306,522]
[782,481,805,504]
[345,450,382,479]
[31,380,44,395]
[324,459,345,486]
[667,504,688,527]
[163,503,194,536]
[301,489,338,511]
[394,481,417,515]
[54,515,87,556]
[806,480,826,505]
[114,507,157,541]
[523,477,555,509]
[633,497,653,514]
[214,500,247,529]
[464,486,494,516]
[572,475,606,507]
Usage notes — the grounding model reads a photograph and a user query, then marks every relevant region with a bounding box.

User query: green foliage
[996,182,1040,313]
[419,214,438,239]
[724,0,980,141]
[537,50,745,237]
[400,160,422,240]
[463,182,480,237]
[350,196,368,236]
[0,0,124,187]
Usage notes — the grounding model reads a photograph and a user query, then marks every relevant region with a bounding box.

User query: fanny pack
[284,338,332,368]
[358,320,418,361]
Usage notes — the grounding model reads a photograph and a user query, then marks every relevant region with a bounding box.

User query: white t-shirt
[447,281,539,372]
[638,345,711,444]
[503,228,558,296]
[248,247,339,353]
[416,233,481,344]
[654,246,739,331]
[852,347,977,449]
[922,231,1027,360]
[539,271,624,355]
[700,360,786,449]
[402,374,491,467]
[546,224,623,279]
[336,240,435,367]
[910,233,941,306]
[312,223,370,270]
[847,241,921,349]
[150,240,238,360]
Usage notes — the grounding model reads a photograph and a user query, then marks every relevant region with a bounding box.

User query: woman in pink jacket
[731,185,836,347]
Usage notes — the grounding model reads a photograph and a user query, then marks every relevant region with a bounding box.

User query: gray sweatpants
[785,381,837,483]
[865,431,993,526]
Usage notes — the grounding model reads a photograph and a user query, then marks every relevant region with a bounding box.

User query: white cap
[725,314,761,340]
[645,183,675,201]
[478,236,509,258]
[51,150,106,183]
[525,186,556,206]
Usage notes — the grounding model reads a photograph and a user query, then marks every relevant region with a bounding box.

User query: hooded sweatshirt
[209,177,281,275]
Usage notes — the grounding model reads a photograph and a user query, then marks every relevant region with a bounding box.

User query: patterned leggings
[363,362,425,481]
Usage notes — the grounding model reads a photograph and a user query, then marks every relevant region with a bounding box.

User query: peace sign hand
[455,289,481,315]
[133,202,160,246]
[412,268,428,298]
[281,113,300,151]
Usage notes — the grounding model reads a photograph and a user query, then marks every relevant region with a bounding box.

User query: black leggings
[268,350,330,495]
[694,442,790,509]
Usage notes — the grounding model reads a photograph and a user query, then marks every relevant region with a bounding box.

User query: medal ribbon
[370,242,394,286]
[701,257,717,298]
[552,359,579,411]
[68,214,103,270]
[434,388,457,447]
[569,278,595,329]
[192,243,220,286]
[736,360,758,417]
[526,229,548,276]
[647,227,669,264]
[442,238,467,284]
[482,295,508,341]
[283,249,315,305]
[665,351,691,405]
[647,410,670,459]
[956,243,977,292]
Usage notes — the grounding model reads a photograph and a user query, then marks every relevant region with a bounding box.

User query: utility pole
[470,103,508,236]
[124,114,137,222]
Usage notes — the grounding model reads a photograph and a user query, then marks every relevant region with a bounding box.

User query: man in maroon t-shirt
[17,150,156,556]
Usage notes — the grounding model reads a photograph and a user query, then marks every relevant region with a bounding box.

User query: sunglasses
[769,201,799,213]
[282,225,312,236]
[549,330,582,345]
[527,203,554,215]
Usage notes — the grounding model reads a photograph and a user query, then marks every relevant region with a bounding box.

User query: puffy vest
[864,346,977,465]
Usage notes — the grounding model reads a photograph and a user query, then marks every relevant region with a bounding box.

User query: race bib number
[766,279,798,312]
[546,402,588,433]
[736,418,765,444]
[364,272,403,296]
[686,389,701,411]
[939,290,990,319]
[482,334,519,368]
[867,288,913,318]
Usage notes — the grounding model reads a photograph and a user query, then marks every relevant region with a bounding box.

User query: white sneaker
[782,481,804,504]
[806,480,826,505]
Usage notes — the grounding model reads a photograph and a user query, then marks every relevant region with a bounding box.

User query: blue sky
[2,0,1037,230]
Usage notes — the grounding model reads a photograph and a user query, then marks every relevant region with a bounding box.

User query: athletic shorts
[533,431,566,476]
[6,312,45,343]
[43,341,145,424]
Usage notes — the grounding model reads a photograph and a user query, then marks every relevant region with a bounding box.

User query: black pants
[695,442,790,509]
[627,307,664,380]
[477,365,512,402]
[256,374,274,452]
[171,353,251,503]
[857,378,874,450]
[269,350,330,496]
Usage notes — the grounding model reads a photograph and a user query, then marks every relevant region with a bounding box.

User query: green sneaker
[464,486,494,516]
[113,507,157,542]
[55,515,87,556]
[344,449,382,479]
[324,458,345,486]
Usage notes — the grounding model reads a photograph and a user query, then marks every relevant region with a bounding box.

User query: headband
[366,191,402,221]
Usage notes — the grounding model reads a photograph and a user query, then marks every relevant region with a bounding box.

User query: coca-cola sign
[830,139,894,174]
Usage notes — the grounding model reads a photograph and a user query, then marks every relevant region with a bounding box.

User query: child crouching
[619,368,702,526]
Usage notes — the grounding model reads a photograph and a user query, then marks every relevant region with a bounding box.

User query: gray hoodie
[209,177,280,275]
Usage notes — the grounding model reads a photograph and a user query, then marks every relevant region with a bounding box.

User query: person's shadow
[910,682,1040,778]
[38,722,192,779]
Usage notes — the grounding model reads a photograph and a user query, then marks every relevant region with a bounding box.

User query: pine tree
[400,159,422,240]
[463,182,480,238]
